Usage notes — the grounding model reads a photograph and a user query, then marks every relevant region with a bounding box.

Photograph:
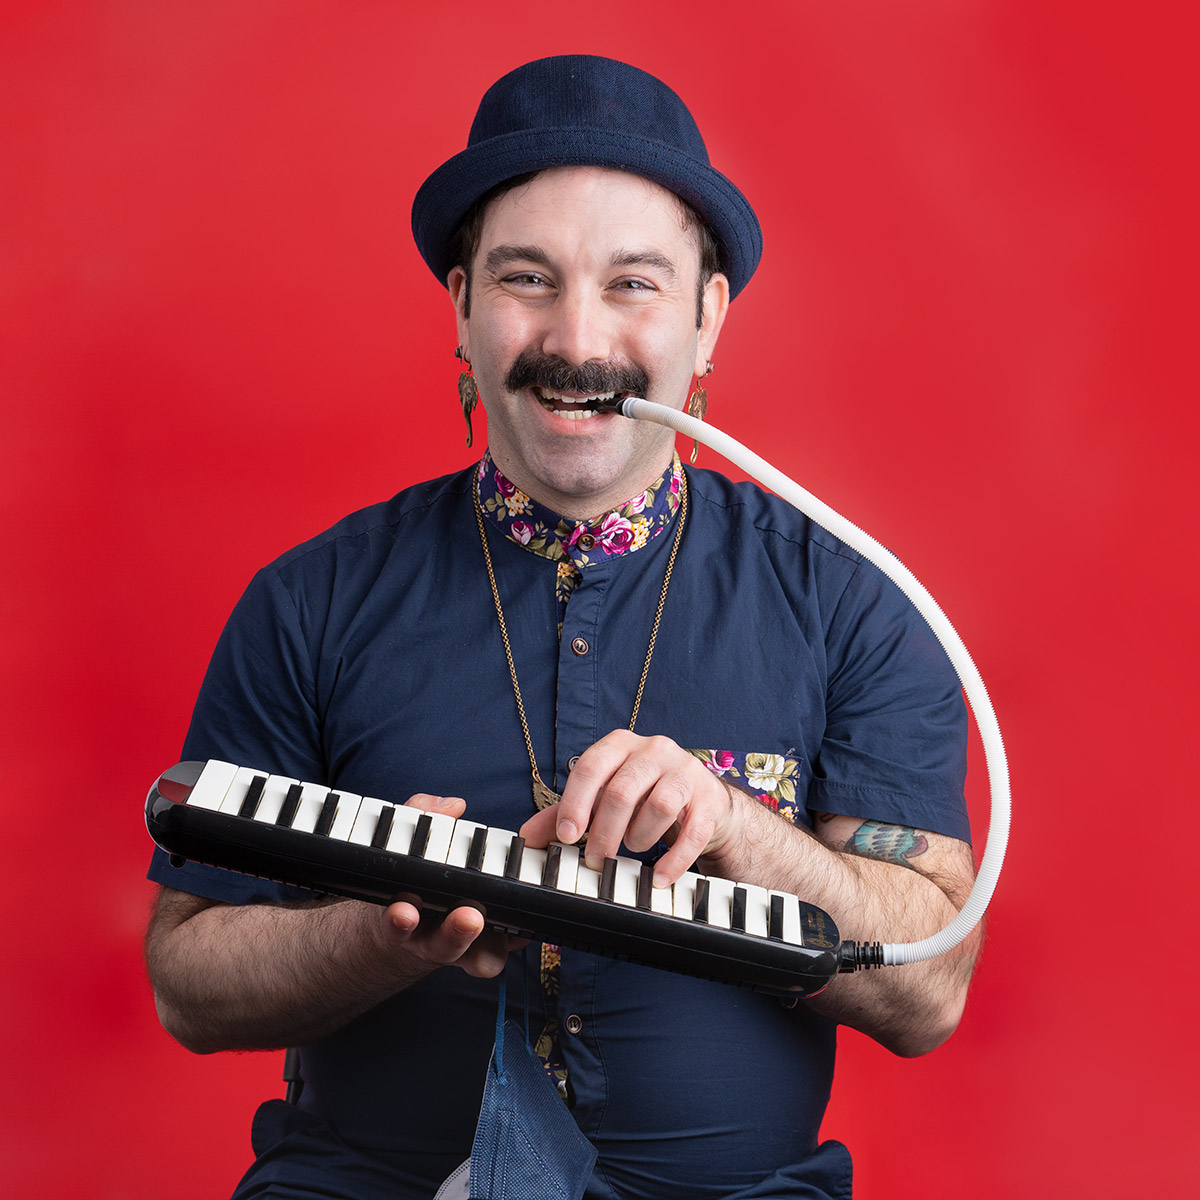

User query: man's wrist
[698,777,815,889]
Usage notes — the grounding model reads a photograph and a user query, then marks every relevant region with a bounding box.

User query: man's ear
[448,265,470,355]
[695,272,730,378]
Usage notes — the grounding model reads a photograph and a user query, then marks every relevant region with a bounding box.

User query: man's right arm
[144,794,523,1054]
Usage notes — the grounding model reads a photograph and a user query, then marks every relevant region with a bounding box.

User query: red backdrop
[3,2,1196,1196]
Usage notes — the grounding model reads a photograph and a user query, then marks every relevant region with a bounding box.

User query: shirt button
[568,755,580,770]
[577,534,596,550]
[565,1014,583,1035]
[570,637,589,656]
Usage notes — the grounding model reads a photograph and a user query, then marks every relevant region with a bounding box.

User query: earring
[456,346,479,448]
[686,360,713,465]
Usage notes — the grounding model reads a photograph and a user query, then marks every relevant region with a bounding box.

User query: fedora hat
[411,55,762,298]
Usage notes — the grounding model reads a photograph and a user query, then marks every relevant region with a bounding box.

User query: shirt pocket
[686,748,805,825]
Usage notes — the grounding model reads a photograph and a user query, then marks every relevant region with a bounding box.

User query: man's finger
[555,731,640,842]
[417,905,488,965]
[383,899,486,964]
[383,898,424,941]
[652,804,724,886]
[518,805,560,848]
[404,793,467,816]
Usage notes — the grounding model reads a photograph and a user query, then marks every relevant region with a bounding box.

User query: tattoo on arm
[845,821,929,869]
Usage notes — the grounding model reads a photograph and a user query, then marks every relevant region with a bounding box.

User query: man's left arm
[520,731,981,1058]
[713,793,981,1057]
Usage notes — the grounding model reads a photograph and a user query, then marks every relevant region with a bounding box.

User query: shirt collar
[475,450,683,569]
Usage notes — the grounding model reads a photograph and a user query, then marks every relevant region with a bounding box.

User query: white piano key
[768,890,803,944]
[481,826,518,876]
[575,860,601,899]
[186,760,240,811]
[252,775,301,824]
[289,782,331,833]
[446,820,487,868]
[739,883,771,938]
[327,792,362,840]
[218,766,269,814]
[349,797,391,845]
[517,845,547,886]
[384,805,421,854]
[552,844,580,892]
[610,857,642,907]
[672,871,701,919]
[649,880,674,916]
[418,810,456,863]
[704,876,736,929]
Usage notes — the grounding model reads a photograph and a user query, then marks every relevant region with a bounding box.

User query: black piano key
[599,857,618,902]
[542,843,562,889]
[276,782,304,828]
[692,878,710,924]
[768,893,785,941]
[636,862,654,911]
[504,835,525,880]
[237,774,268,819]
[466,826,488,871]
[409,812,432,857]
[731,886,748,933]
[370,805,395,849]
[313,794,340,838]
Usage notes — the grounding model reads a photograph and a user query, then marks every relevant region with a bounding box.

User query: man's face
[449,167,728,518]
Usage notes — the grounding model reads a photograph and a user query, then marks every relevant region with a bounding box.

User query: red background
[3,2,1196,1196]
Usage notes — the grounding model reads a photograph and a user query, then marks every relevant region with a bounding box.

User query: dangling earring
[456,346,479,448]
[687,360,713,465]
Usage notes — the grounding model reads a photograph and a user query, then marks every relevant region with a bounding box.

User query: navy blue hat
[411,55,762,299]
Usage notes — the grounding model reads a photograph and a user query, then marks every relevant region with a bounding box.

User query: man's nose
[540,289,613,367]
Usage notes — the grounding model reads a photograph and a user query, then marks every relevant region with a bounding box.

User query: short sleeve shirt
[148,459,968,1198]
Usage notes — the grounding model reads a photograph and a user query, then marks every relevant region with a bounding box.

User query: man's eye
[614,278,655,291]
[506,272,551,287]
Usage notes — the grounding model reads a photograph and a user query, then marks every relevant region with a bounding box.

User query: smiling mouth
[533,388,626,420]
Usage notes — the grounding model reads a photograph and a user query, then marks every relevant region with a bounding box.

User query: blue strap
[494,972,508,1085]
[520,946,531,1048]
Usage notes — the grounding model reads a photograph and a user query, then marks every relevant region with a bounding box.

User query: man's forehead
[493,166,688,221]
[477,167,699,259]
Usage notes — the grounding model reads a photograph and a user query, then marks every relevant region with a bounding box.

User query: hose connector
[838,941,885,973]
[591,396,635,416]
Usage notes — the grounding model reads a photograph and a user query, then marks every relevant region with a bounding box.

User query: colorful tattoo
[846,821,928,868]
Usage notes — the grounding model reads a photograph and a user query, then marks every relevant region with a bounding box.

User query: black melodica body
[146,760,843,998]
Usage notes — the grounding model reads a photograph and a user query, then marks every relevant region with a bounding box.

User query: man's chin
[522,445,675,517]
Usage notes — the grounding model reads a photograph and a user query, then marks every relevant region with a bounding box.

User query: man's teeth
[535,389,615,419]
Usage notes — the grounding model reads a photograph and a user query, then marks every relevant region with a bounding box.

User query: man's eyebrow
[482,245,550,275]
[611,250,680,282]
[481,245,682,283]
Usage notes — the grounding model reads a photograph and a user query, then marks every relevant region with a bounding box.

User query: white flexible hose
[616,398,1009,965]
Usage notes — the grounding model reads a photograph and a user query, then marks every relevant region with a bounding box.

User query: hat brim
[411,128,762,299]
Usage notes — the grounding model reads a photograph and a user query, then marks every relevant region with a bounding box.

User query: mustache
[504,349,649,398]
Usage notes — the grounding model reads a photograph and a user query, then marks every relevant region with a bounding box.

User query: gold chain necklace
[473,466,688,812]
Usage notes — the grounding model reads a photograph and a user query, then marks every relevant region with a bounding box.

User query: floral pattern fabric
[688,749,804,824]
[534,942,569,1097]
[477,450,684,621]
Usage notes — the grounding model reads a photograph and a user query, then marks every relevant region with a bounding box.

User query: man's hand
[146,791,528,1054]
[518,731,738,886]
[383,793,528,978]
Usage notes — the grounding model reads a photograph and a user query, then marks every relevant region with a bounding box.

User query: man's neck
[486,451,677,523]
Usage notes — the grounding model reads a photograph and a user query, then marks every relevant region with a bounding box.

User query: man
[145,55,980,1199]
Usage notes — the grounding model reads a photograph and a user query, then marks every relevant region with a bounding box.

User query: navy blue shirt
[148,458,968,1199]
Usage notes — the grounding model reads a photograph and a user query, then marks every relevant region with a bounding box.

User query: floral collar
[475,451,683,571]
